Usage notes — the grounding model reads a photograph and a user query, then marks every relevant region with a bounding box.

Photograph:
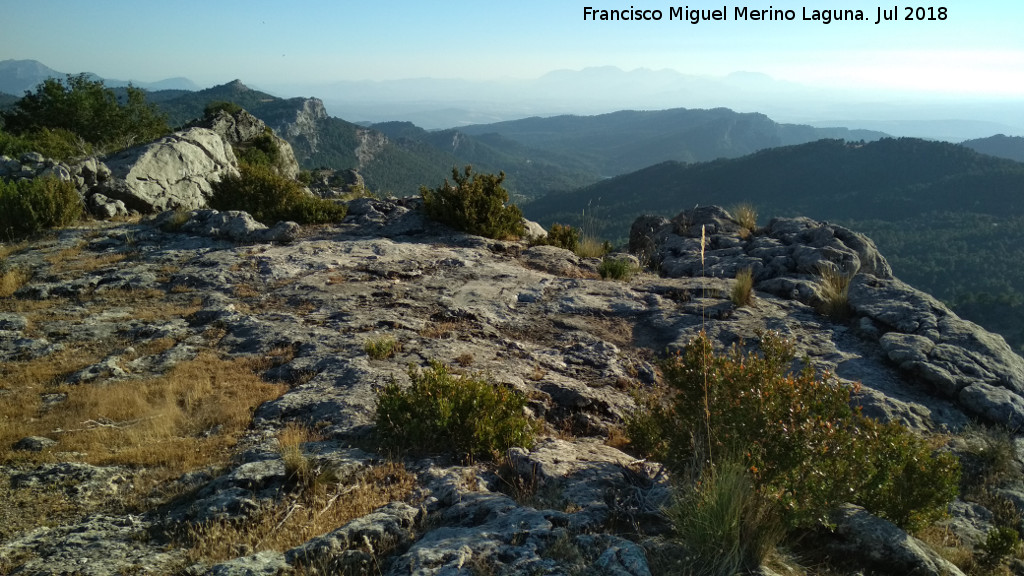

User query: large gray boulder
[825,504,967,576]
[95,127,239,213]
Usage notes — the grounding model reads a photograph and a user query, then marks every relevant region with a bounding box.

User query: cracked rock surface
[1,201,1023,574]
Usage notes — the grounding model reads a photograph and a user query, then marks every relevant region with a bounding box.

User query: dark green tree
[1,74,169,151]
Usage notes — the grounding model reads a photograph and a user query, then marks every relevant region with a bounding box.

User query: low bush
[0,176,83,239]
[627,331,960,532]
[420,165,525,240]
[537,222,580,252]
[235,128,283,170]
[731,267,755,307]
[0,127,93,161]
[375,360,539,460]
[209,163,347,226]
[598,257,636,281]
[980,526,1021,566]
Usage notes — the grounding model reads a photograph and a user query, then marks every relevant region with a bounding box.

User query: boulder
[824,504,966,576]
[95,127,239,213]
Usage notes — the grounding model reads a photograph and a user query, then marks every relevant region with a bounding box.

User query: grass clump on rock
[364,334,401,360]
[375,360,539,460]
[209,162,347,226]
[731,267,755,307]
[420,165,525,240]
[628,331,960,547]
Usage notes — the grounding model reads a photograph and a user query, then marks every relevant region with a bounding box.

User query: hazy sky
[2,0,1022,97]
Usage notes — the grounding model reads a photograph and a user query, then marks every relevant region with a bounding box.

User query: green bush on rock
[627,331,960,532]
[420,165,525,240]
[375,361,539,460]
[209,163,346,226]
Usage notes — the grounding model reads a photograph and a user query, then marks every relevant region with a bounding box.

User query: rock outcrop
[93,127,239,213]
[637,206,1024,431]
[2,109,305,217]
[191,109,301,179]
[1,202,1023,575]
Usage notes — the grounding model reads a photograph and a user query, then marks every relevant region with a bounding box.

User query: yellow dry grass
[575,236,608,259]
[0,267,31,298]
[0,350,288,475]
[183,462,416,563]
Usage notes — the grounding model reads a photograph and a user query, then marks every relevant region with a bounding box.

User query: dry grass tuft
[278,422,324,487]
[575,236,609,259]
[364,334,401,360]
[816,262,854,320]
[182,462,416,563]
[0,266,31,298]
[731,267,755,307]
[731,203,759,237]
[420,321,461,339]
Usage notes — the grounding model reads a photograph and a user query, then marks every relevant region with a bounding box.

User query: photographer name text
[582,6,948,24]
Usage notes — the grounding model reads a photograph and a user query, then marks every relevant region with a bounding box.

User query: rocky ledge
[1,202,1023,575]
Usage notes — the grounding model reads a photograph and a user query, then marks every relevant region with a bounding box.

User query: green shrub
[375,361,540,460]
[731,267,754,307]
[981,526,1021,565]
[364,335,400,360]
[235,129,283,170]
[538,223,580,252]
[628,331,960,531]
[598,257,636,281]
[209,163,347,226]
[420,166,525,240]
[0,176,83,239]
[0,127,93,161]
[668,459,784,576]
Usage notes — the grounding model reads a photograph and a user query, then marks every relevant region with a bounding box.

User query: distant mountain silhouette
[0,59,197,97]
[962,134,1024,163]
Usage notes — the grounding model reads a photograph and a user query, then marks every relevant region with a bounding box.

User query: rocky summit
[2,199,1024,575]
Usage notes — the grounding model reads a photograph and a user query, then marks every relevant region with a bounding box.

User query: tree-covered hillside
[525,137,1024,240]
[371,122,600,199]
[962,134,1024,163]
[523,136,1024,351]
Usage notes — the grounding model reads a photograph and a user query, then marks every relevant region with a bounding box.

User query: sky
[2,0,1023,98]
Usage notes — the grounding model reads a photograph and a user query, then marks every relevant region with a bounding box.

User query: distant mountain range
[520,136,1024,352]
[0,59,198,97]
[458,109,886,177]
[132,80,893,199]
